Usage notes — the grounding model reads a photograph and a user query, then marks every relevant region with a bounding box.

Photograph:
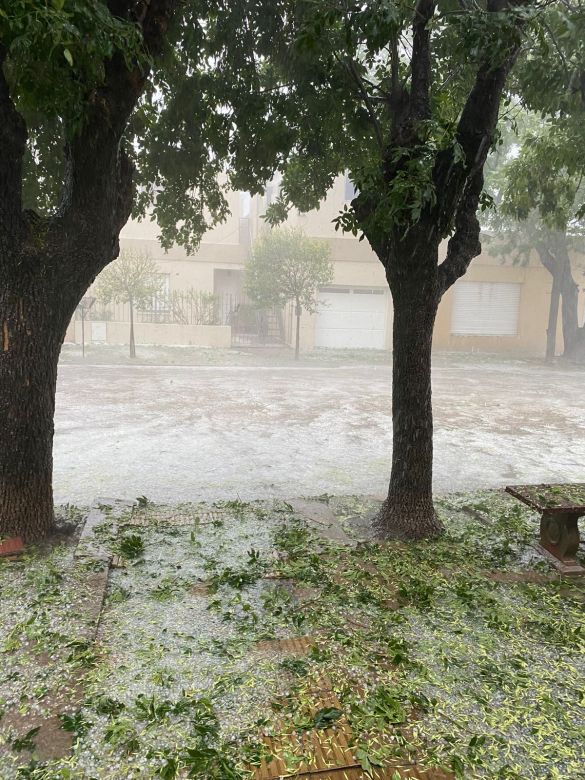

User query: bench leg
[539,512,581,562]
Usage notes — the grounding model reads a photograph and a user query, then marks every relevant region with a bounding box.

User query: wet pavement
[53,358,585,505]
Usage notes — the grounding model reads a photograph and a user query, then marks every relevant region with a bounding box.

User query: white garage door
[451,281,521,336]
[315,287,388,349]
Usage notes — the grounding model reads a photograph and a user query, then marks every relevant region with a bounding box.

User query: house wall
[436,250,585,356]
[73,320,231,348]
[71,174,585,357]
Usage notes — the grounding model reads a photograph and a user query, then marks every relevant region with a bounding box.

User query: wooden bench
[506,483,585,575]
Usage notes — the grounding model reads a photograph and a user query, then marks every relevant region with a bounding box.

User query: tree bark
[351,0,522,542]
[0,266,75,541]
[129,297,136,358]
[295,302,301,360]
[375,291,443,540]
[545,276,560,363]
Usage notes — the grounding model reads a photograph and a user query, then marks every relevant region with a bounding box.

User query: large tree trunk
[357,0,520,541]
[0,270,73,542]
[0,2,175,543]
[375,277,443,540]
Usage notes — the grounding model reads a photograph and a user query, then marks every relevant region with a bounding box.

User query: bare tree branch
[390,34,400,98]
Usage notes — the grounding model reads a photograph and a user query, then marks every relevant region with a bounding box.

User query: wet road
[53,360,585,504]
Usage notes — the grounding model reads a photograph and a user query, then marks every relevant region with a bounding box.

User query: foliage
[1,494,584,778]
[250,1,533,243]
[512,1,585,217]
[0,0,143,119]
[9,726,40,753]
[246,227,333,313]
[95,249,162,309]
[484,115,585,357]
[1,0,294,252]
[118,533,145,561]
[169,289,219,326]
[499,130,584,233]
[486,119,585,263]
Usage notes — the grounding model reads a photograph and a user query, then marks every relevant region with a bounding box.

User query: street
[53,358,585,505]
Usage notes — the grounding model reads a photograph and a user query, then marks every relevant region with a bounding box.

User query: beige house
[69,176,585,357]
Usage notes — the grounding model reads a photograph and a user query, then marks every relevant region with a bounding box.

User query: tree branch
[338,52,384,150]
[535,240,557,276]
[437,170,483,294]
[0,44,27,236]
[61,0,179,269]
[390,35,400,98]
[434,0,527,234]
[409,0,436,122]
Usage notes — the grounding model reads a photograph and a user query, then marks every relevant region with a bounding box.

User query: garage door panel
[316,289,388,349]
[318,311,385,329]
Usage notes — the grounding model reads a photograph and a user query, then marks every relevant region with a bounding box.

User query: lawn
[0,492,583,779]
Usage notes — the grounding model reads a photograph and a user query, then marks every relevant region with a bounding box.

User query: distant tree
[246,228,333,359]
[492,126,585,361]
[512,2,585,219]
[96,249,162,358]
[501,3,585,361]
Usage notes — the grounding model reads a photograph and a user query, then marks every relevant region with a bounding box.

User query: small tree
[246,227,333,358]
[96,249,162,358]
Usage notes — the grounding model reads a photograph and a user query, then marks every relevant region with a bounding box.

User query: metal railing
[80,291,220,326]
[77,290,286,346]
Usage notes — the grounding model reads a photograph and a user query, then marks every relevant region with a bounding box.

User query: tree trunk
[545,276,560,363]
[0,1,173,544]
[558,246,585,362]
[374,290,444,540]
[295,302,301,360]
[129,297,136,358]
[0,276,71,542]
[536,237,584,363]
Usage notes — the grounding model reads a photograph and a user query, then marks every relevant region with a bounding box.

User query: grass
[0,491,583,779]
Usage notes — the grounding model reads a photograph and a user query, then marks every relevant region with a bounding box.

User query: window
[344,174,357,201]
[451,281,521,336]
[240,191,251,218]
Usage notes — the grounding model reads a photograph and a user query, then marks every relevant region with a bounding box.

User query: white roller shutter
[451,281,521,336]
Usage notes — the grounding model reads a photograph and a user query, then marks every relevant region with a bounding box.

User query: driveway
[53,358,585,505]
